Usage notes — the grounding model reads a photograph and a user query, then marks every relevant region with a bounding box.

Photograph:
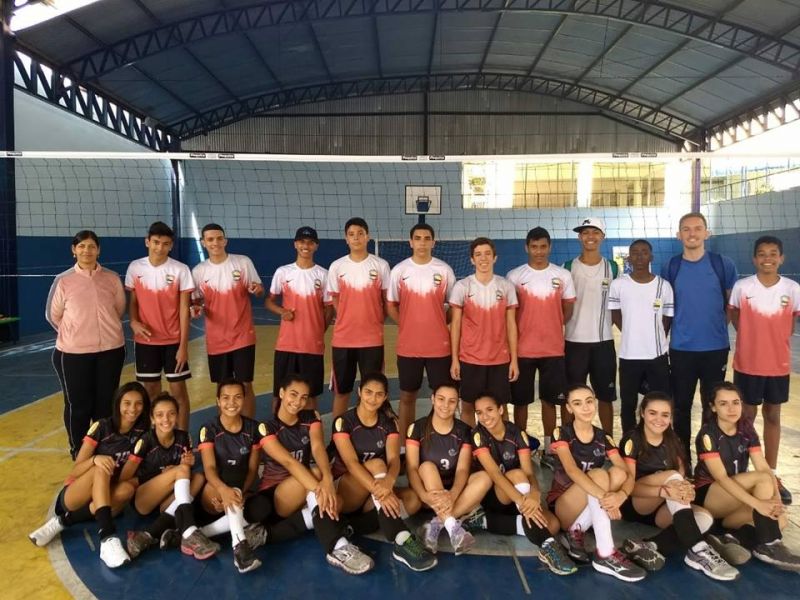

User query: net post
[0,0,18,340]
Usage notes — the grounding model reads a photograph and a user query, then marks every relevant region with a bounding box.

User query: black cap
[295,226,319,242]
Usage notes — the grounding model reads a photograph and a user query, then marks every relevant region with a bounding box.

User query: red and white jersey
[449,275,518,365]
[192,254,262,355]
[125,257,194,345]
[326,254,390,348]
[506,263,576,358]
[388,257,456,358]
[270,263,329,356]
[730,275,800,376]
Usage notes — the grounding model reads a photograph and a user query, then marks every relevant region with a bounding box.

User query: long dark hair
[706,381,752,434]
[273,373,312,416]
[358,372,397,421]
[111,381,150,433]
[630,392,686,472]
[421,380,459,451]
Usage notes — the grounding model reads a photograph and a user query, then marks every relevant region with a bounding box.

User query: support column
[0,0,18,340]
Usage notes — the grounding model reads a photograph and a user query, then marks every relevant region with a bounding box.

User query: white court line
[0,446,64,454]
[509,542,532,595]
[0,427,64,463]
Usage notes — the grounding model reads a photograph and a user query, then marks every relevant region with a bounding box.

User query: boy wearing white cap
[563,217,619,435]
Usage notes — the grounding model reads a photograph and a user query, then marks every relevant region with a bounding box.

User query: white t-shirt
[607,275,674,359]
[564,257,616,343]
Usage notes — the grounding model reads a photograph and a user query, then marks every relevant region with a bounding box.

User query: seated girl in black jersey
[693,381,800,571]
[244,374,373,575]
[405,381,479,555]
[619,392,738,581]
[120,392,216,561]
[331,372,436,572]
[195,378,267,574]
[548,383,647,582]
[29,382,150,569]
[463,392,576,576]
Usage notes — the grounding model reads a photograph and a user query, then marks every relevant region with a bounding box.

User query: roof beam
[372,12,382,78]
[566,24,634,94]
[170,71,698,142]
[526,14,567,76]
[63,1,800,83]
[479,0,510,73]
[307,21,333,82]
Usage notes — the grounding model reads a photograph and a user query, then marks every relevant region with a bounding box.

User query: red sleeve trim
[473,447,489,457]
[251,443,261,450]
[197,442,214,450]
[748,446,762,453]
[309,422,322,430]
[405,439,420,447]
[623,457,636,465]
[551,440,568,451]
[606,448,619,457]
[264,434,278,442]
[332,432,350,440]
[387,432,399,439]
[517,448,531,456]
[698,451,720,460]
[461,443,471,451]
[83,436,98,447]
[128,454,143,464]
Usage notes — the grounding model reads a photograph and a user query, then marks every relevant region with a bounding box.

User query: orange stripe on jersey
[699,451,720,460]
[606,448,619,456]
[250,443,261,450]
[83,436,98,447]
[517,448,532,455]
[128,455,143,464]
[387,432,399,439]
[309,422,322,430]
[748,446,762,453]
[551,440,568,450]
[198,442,214,450]
[406,439,420,447]
[332,432,351,440]
[624,457,636,464]
[473,447,490,457]
[460,443,471,451]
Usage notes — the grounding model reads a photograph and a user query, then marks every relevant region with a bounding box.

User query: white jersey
[564,257,616,343]
[270,263,329,355]
[607,275,674,359]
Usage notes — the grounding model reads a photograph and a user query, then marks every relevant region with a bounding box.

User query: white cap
[573,217,606,234]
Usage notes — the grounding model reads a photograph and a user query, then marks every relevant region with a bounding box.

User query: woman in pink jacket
[46,230,126,458]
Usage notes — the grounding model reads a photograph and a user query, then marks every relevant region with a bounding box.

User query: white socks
[587,496,614,557]
[663,472,690,514]
[226,504,246,547]
[444,516,458,536]
[371,473,387,511]
[569,505,592,533]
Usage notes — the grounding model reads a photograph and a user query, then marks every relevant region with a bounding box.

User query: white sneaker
[99,536,131,568]
[29,516,65,547]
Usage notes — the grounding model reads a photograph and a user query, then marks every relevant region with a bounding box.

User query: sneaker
[29,516,65,547]
[326,543,375,575]
[707,533,751,566]
[392,534,438,572]
[752,541,800,571]
[233,540,261,573]
[539,452,558,471]
[777,478,793,506]
[420,518,443,554]
[592,550,646,582]
[560,528,590,563]
[180,530,220,560]
[461,507,487,533]
[99,536,131,569]
[684,542,740,581]
[449,523,476,556]
[159,528,181,550]
[125,530,155,559]
[538,537,578,576]
[244,523,268,550]
[621,538,665,571]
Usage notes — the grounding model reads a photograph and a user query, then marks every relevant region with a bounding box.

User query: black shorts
[459,361,510,404]
[694,484,711,507]
[207,345,256,383]
[273,350,324,397]
[510,356,567,406]
[620,497,659,527]
[134,342,191,382]
[397,355,451,393]
[565,339,617,402]
[734,371,789,406]
[331,346,384,395]
[481,486,518,515]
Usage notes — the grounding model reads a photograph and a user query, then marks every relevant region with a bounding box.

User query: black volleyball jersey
[547,423,619,503]
[81,418,147,478]
[619,432,676,480]
[259,410,322,491]
[694,419,761,488]
[332,408,398,464]
[471,421,532,474]
[407,418,471,481]
[198,416,266,488]
[128,429,192,483]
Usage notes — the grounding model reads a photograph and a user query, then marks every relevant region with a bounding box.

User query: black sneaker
[777,478,793,506]
[752,541,800,571]
[592,550,646,582]
[559,528,590,563]
[621,538,665,571]
[233,540,262,573]
[392,534,437,572]
[159,528,181,550]
[461,507,487,533]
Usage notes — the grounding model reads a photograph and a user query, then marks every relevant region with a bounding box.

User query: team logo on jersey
[601,278,610,289]
[239,446,248,455]
[165,273,175,284]
[624,439,633,455]
[448,448,457,457]
[407,424,415,437]
[369,269,378,281]
[503,451,514,462]
[738,444,746,454]
[473,432,482,447]
[521,431,529,446]
[199,427,208,443]
[433,273,443,287]
[593,447,605,458]
[376,440,384,449]
[134,438,143,455]
[301,436,310,445]
[551,278,561,289]
[87,421,100,436]
[652,299,662,310]
[314,279,322,290]
[702,434,713,452]
[780,295,790,307]
[258,423,267,437]
[495,290,504,301]
[232,270,242,281]
[334,417,344,433]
